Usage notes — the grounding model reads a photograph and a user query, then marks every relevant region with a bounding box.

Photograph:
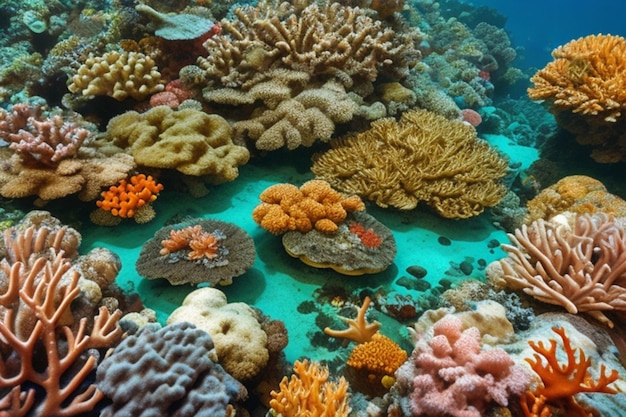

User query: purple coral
[397,315,530,417]
[0,103,89,167]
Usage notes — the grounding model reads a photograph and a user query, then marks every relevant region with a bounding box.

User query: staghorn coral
[521,326,619,417]
[136,218,255,286]
[252,179,365,235]
[312,109,509,218]
[167,288,268,381]
[489,212,626,328]
[269,359,351,417]
[98,106,249,180]
[528,34,626,163]
[0,104,90,168]
[67,50,165,101]
[93,174,164,224]
[324,296,381,344]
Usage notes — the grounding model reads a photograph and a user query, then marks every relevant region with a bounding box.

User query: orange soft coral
[269,359,351,417]
[347,332,407,376]
[96,174,163,218]
[160,224,222,260]
[521,326,619,417]
[252,179,365,234]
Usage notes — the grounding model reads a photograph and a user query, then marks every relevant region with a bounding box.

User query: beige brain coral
[312,109,509,218]
[167,288,269,381]
[68,51,165,101]
[99,106,249,180]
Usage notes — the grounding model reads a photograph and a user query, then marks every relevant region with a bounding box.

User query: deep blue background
[462,0,626,68]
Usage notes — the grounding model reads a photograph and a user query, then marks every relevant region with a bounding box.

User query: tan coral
[312,109,508,218]
[68,51,165,101]
[99,106,249,180]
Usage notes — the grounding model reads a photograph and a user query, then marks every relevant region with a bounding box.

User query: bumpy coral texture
[96,174,163,218]
[167,288,268,381]
[99,106,249,180]
[528,34,626,162]
[269,359,351,417]
[347,332,407,376]
[396,315,530,417]
[493,212,626,328]
[252,179,365,234]
[312,109,508,218]
[68,50,165,101]
[96,322,245,417]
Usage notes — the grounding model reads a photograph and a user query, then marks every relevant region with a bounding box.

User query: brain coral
[99,106,249,180]
[167,288,269,381]
[312,109,509,218]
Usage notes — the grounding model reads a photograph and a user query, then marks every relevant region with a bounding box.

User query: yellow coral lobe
[346,333,407,376]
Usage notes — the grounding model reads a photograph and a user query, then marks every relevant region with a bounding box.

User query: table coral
[136,218,255,286]
[96,322,246,417]
[311,109,509,218]
[167,288,269,381]
[67,50,165,101]
[269,359,351,417]
[99,106,249,180]
[94,173,163,224]
[252,179,365,235]
[490,212,626,328]
[528,34,626,163]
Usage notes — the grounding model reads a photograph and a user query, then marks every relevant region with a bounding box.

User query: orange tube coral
[96,174,163,218]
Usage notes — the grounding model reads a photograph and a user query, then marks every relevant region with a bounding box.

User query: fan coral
[491,212,626,327]
[521,326,619,417]
[95,173,163,223]
[0,104,90,167]
[136,218,255,286]
[67,50,165,101]
[312,109,509,218]
[528,34,626,162]
[252,179,365,234]
[269,359,351,417]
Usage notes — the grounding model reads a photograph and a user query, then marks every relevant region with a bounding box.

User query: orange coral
[521,326,619,417]
[96,174,163,218]
[324,296,381,344]
[160,224,222,260]
[269,359,351,417]
[252,179,365,234]
[346,332,407,376]
[348,221,383,248]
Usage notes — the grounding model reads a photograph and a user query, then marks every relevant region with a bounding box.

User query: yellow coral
[346,332,407,376]
[312,109,508,218]
[269,360,351,417]
[68,51,165,101]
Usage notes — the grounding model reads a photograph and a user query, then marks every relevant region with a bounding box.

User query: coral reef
[312,109,509,218]
[252,179,365,234]
[96,322,246,417]
[528,34,626,163]
[167,288,270,381]
[97,105,249,180]
[136,218,255,286]
[489,212,626,327]
[269,359,351,417]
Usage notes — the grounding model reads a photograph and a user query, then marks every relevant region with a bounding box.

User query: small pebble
[438,236,451,246]
[487,239,500,249]
[406,265,427,279]
[459,260,473,275]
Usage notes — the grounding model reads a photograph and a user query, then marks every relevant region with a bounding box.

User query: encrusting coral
[136,218,255,286]
[489,212,626,328]
[528,34,626,163]
[269,359,351,417]
[312,109,509,218]
[253,179,365,234]
[521,326,619,417]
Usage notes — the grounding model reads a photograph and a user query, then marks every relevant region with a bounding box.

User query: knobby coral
[346,332,408,378]
[252,179,365,234]
[311,109,509,218]
[521,326,619,417]
[491,212,626,327]
[269,359,351,417]
[93,174,163,224]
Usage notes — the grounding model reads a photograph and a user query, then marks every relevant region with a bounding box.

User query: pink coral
[461,108,482,127]
[403,315,530,417]
[0,104,90,167]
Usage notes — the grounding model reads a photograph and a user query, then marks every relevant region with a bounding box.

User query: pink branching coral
[397,315,530,417]
[0,104,90,167]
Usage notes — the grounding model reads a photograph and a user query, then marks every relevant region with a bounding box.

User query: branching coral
[93,174,164,224]
[528,34,626,162]
[252,179,365,234]
[324,296,381,344]
[311,109,509,218]
[521,326,619,417]
[269,359,351,417]
[491,212,626,328]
